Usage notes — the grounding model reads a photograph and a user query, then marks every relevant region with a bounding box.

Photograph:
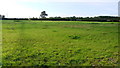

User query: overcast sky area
[0,0,119,18]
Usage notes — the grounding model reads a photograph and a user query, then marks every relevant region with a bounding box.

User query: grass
[2,20,119,66]
[0,20,2,67]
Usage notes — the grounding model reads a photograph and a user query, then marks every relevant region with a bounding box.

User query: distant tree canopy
[40,11,48,18]
[1,14,120,22]
[0,15,5,18]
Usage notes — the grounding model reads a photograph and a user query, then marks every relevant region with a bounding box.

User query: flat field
[2,20,119,66]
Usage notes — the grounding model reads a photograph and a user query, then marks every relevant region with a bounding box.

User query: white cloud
[0,0,119,18]
[17,0,119,2]
[0,0,40,18]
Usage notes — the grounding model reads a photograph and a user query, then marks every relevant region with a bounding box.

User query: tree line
[2,16,120,22]
[1,11,120,22]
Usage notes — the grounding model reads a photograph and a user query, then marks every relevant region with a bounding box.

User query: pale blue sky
[0,0,119,18]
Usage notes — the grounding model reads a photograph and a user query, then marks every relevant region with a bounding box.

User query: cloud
[0,0,40,18]
[0,0,118,18]
[17,0,119,2]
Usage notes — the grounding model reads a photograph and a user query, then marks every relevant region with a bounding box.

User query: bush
[68,35,80,39]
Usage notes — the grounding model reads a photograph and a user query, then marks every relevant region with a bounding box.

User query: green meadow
[2,20,119,66]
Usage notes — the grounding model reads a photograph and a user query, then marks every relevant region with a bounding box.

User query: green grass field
[2,20,119,66]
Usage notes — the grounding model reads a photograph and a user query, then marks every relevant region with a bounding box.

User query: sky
[0,0,120,18]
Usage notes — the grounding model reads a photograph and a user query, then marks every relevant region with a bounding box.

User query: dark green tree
[0,15,5,18]
[40,11,48,18]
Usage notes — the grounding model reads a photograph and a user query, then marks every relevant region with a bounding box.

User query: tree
[0,15,5,18]
[70,16,76,21]
[40,11,48,18]
[2,15,5,18]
